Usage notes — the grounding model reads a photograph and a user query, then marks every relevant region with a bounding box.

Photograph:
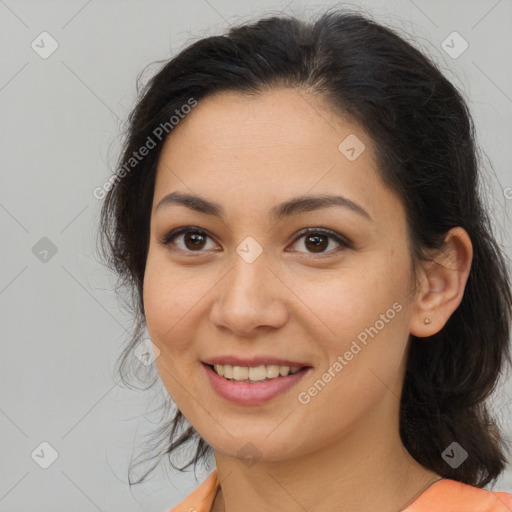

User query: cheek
[301,254,412,388]
[296,261,408,336]
[143,257,207,409]
[296,278,410,425]
[143,254,193,352]
[143,263,171,343]
[142,252,219,361]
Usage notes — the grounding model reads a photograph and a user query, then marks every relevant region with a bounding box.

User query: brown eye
[159,226,351,258]
[304,233,329,253]
[288,228,351,258]
[183,232,207,250]
[159,227,217,254]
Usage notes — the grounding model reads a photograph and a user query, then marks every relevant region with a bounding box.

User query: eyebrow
[155,191,373,222]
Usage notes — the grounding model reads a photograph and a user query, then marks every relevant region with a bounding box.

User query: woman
[98,8,512,511]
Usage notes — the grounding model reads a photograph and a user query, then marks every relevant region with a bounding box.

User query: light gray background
[1,1,511,510]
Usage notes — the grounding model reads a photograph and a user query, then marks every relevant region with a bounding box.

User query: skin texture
[143,88,473,512]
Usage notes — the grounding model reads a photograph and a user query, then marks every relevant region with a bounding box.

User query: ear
[409,227,473,338]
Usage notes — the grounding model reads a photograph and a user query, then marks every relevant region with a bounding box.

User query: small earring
[424,317,432,325]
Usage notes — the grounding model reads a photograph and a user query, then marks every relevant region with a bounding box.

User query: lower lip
[202,363,312,405]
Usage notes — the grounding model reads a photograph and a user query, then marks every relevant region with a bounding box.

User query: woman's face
[143,88,418,461]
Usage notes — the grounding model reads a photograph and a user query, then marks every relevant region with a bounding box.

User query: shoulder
[404,478,512,512]
[166,472,512,512]
[167,470,220,512]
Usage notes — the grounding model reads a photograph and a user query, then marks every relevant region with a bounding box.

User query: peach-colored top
[168,469,512,512]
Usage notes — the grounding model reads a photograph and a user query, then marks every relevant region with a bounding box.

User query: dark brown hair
[97,8,512,487]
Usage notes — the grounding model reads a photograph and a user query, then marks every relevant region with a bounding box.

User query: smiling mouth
[208,363,309,383]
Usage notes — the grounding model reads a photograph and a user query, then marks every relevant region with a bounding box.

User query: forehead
[153,88,403,226]
[161,87,357,154]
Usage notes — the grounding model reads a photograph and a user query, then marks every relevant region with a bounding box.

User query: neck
[211,396,440,512]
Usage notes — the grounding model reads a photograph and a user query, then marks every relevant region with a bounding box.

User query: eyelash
[158,226,352,259]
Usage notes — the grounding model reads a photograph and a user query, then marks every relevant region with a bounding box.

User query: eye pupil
[306,234,328,253]
[185,232,206,250]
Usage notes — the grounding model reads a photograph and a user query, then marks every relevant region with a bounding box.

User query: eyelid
[158,226,352,257]
[289,227,352,250]
[157,226,218,254]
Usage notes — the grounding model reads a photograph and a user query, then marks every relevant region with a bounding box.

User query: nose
[209,254,289,337]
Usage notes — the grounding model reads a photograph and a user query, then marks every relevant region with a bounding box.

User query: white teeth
[249,365,267,381]
[266,365,280,379]
[223,364,233,379]
[233,366,248,380]
[211,364,304,381]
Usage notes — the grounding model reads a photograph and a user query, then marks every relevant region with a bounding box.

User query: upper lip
[203,356,312,368]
